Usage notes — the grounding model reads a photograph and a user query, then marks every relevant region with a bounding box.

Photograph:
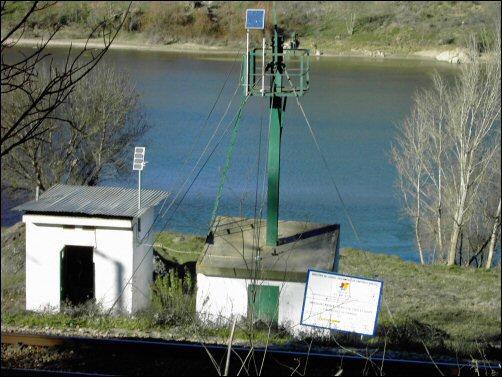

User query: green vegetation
[339,248,501,356]
[1,224,500,359]
[1,223,25,313]
[154,231,205,265]
[1,1,500,55]
[149,269,196,326]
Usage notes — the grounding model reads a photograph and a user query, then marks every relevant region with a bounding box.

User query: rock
[436,48,470,64]
[413,50,441,59]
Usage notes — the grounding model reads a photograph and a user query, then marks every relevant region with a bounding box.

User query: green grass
[1,309,291,348]
[154,231,204,265]
[1,224,500,360]
[1,1,500,55]
[338,248,501,357]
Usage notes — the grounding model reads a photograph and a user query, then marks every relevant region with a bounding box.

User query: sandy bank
[6,37,466,64]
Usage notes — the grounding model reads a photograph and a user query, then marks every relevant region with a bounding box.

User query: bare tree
[423,74,448,260]
[392,100,430,264]
[392,72,455,264]
[1,1,131,157]
[346,12,357,36]
[445,38,500,266]
[392,32,501,266]
[1,65,149,195]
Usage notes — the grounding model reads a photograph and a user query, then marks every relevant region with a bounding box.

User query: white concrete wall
[24,214,138,313]
[132,208,154,312]
[197,274,248,324]
[196,274,317,335]
[94,226,134,313]
[276,281,308,333]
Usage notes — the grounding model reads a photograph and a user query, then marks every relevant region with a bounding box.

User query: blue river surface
[1,48,459,262]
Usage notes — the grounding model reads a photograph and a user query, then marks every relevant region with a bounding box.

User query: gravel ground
[1,343,221,375]
[3,339,493,376]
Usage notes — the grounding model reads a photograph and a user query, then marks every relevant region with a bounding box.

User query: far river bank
[7,37,467,64]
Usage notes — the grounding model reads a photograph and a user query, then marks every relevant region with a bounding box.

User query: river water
[1,48,457,261]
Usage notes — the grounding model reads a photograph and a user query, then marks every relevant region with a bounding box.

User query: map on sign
[246,9,265,30]
[133,147,145,171]
[301,269,383,336]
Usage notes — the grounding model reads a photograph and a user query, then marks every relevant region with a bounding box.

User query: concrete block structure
[15,184,169,314]
[196,216,340,334]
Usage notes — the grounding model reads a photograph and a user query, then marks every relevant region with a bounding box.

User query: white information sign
[301,269,383,336]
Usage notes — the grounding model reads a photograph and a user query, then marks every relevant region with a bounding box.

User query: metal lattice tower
[242,11,310,246]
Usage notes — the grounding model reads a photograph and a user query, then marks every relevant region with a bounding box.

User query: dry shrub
[141,2,196,43]
[190,8,219,41]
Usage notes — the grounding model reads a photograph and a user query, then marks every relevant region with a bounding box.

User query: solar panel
[133,147,145,171]
[246,9,265,30]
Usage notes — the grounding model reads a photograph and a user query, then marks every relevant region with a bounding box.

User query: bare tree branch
[1,1,132,157]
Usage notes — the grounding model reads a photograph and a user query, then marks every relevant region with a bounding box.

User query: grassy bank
[2,1,500,58]
[1,224,500,360]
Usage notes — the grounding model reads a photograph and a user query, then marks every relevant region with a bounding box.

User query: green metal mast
[266,23,285,247]
[240,4,309,246]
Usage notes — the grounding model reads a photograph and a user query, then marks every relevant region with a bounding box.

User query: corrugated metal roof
[14,184,170,218]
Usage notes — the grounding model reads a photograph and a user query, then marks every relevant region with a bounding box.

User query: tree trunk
[485,199,501,269]
[459,231,464,266]
[437,211,442,254]
[448,174,469,266]
[436,114,444,258]
[448,218,461,266]
[416,175,425,264]
[416,215,425,265]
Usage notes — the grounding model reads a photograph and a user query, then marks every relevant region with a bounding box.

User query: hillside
[1,1,500,57]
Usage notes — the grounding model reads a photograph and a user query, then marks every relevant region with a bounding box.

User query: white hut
[14,184,169,314]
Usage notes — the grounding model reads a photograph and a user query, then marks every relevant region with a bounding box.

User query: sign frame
[300,268,384,337]
[245,9,266,30]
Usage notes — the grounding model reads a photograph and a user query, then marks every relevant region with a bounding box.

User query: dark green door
[248,284,279,325]
[60,246,94,306]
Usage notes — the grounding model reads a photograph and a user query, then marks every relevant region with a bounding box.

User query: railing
[241,48,310,97]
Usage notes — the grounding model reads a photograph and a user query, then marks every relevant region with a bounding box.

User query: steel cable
[283,68,447,368]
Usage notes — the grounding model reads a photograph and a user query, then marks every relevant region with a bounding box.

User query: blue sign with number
[246,9,265,30]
